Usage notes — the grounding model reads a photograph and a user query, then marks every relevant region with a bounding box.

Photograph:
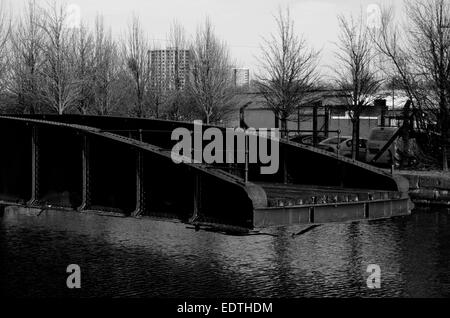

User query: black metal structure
[0,114,411,229]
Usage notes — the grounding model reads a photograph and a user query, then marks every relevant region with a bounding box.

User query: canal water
[0,208,449,298]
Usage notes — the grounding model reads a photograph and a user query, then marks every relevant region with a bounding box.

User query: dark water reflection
[0,209,449,297]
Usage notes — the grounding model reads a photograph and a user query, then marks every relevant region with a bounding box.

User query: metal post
[28,125,39,206]
[78,135,90,211]
[375,99,387,128]
[309,198,315,223]
[191,174,201,222]
[133,151,144,217]
[324,106,329,138]
[364,202,369,218]
[283,146,288,184]
[336,130,341,158]
[244,134,249,183]
[312,102,318,147]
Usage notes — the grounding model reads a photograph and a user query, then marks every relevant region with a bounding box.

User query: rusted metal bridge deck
[0,114,412,230]
[254,183,411,227]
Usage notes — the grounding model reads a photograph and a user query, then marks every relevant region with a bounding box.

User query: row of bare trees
[2,1,128,115]
[332,0,450,167]
[254,6,381,160]
[0,1,237,122]
[0,1,448,168]
[256,1,450,169]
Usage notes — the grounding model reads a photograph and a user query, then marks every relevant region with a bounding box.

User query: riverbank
[396,170,450,207]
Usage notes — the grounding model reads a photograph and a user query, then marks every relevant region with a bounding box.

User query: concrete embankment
[397,170,450,207]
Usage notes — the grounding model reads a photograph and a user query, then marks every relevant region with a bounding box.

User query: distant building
[149,48,191,91]
[232,68,250,87]
[222,89,388,138]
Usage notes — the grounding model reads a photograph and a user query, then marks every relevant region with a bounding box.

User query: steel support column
[312,102,319,147]
[190,174,201,222]
[78,135,90,211]
[132,151,144,217]
[309,206,315,223]
[27,125,40,206]
[283,147,288,184]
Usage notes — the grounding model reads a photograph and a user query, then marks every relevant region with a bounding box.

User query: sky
[9,0,400,77]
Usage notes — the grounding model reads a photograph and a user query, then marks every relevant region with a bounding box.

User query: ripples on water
[0,208,449,297]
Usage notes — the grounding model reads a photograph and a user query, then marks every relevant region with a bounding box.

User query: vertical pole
[283,146,288,184]
[244,134,249,183]
[401,100,411,169]
[133,151,144,217]
[324,106,329,138]
[191,174,201,222]
[375,99,387,127]
[78,134,90,211]
[240,107,245,129]
[312,102,319,147]
[139,129,143,142]
[392,83,395,113]
[297,106,300,132]
[28,125,39,206]
[309,196,316,223]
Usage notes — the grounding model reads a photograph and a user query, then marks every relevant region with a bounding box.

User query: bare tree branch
[333,12,383,159]
[187,17,235,124]
[122,14,150,117]
[255,6,320,138]
[37,1,81,114]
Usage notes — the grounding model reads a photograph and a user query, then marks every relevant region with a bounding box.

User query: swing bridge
[0,114,412,230]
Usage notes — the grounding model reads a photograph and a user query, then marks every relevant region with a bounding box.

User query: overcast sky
[10,0,399,77]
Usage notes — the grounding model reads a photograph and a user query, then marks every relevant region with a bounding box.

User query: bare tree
[374,0,450,170]
[92,15,120,115]
[73,22,94,115]
[9,0,43,114]
[255,7,320,138]
[38,1,80,114]
[0,1,10,99]
[333,13,383,160]
[407,0,450,170]
[168,20,187,91]
[374,7,419,105]
[372,6,428,168]
[147,64,164,118]
[122,14,150,117]
[163,20,188,120]
[187,17,235,124]
[146,42,165,119]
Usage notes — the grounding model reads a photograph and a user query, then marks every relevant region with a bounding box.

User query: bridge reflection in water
[1,208,449,297]
[0,115,412,229]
